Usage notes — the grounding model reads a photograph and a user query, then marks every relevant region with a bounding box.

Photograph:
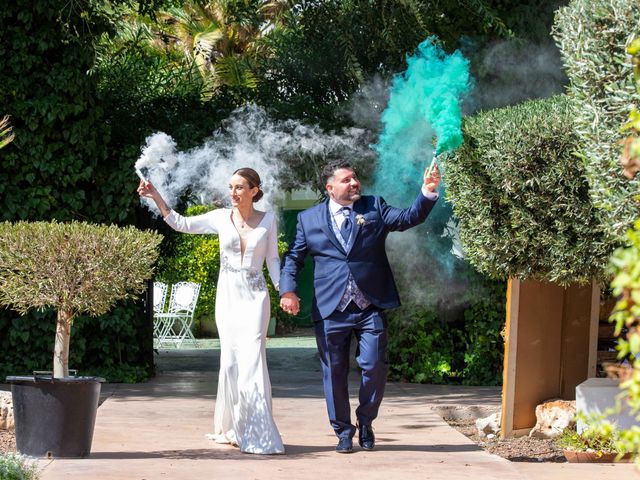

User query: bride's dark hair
[233,167,263,202]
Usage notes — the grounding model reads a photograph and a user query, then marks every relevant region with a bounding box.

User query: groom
[280,160,440,453]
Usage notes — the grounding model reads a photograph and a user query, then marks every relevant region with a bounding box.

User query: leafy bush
[387,306,458,384]
[447,95,608,285]
[556,410,631,459]
[460,283,506,386]
[553,0,640,240]
[0,2,111,222]
[557,422,623,454]
[600,38,640,466]
[156,205,292,336]
[0,453,39,480]
[620,37,640,179]
[0,300,152,383]
[387,280,506,386]
[609,218,640,463]
[0,221,162,378]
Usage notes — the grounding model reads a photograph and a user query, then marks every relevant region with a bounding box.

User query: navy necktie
[340,207,352,243]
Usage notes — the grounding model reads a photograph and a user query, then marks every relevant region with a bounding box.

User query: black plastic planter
[6,374,105,458]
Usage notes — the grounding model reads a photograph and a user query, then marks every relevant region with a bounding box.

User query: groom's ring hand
[280,295,300,315]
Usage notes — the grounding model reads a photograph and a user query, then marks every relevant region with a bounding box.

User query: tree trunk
[53,310,73,378]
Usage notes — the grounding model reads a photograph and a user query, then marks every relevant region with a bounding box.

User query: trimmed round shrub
[387,306,457,384]
[446,95,608,285]
[552,0,640,240]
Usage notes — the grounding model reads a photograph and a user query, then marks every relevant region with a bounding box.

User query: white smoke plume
[135,104,373,215]
[345,74,390,132]
[463,39,567,112]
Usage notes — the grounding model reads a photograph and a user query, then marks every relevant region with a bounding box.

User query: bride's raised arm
[164,209,219,235]
[137,179,219,235]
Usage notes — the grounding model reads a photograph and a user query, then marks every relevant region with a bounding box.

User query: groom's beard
[334,188,361,203]
[328,180,362,203]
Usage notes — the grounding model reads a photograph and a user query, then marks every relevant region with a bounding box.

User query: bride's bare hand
[280,292,300,316]
[137,179,155,198]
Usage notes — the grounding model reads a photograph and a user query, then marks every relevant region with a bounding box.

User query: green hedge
[0,2,237,381]
[446,95,608,285]
[388,307,457,384]
[0,299,153,383]
[387,280,506,386]
[0,2,157,382]
[460,294,505,386]
[0,2,110,222]
[553,0,640,240]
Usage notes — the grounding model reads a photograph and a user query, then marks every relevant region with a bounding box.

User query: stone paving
[7,335,638,479]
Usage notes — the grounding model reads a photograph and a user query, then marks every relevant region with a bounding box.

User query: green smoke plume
[373,37,471,196]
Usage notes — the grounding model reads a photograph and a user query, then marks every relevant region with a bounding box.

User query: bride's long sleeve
[266,213,281,291]
[164,209,219,234]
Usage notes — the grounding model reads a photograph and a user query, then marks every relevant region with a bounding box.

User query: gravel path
[0,429,16,454]
[445,417,566,463]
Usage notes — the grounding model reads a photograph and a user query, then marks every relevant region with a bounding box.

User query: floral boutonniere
[356,214,366,226]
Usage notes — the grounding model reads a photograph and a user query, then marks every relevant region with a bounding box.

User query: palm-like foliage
[95,16,165,63]
[0,115,14,149]
[94,7,213,102]
[151,0,290,93]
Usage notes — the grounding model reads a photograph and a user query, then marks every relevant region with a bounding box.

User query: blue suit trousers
[314,304,388,439]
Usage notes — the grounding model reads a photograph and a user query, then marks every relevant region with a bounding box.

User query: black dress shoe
[358,424,375,450]
[336,436,353,453]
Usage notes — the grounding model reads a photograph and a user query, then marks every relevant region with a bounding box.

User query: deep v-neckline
[229,210,269,266]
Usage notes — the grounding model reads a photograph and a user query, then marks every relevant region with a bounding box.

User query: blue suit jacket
[280,190,438,319]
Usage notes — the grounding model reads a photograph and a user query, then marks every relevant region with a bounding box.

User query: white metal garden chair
[152,281,169,344]
[154,281,201,349]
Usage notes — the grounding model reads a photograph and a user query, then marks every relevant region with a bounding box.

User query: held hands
[280,292,300,316]
[423,163,441,193]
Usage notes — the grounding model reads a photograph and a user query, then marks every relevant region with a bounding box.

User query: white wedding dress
[164,208,285,454]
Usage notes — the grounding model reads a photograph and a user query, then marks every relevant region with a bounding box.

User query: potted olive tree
[0,220,162,458]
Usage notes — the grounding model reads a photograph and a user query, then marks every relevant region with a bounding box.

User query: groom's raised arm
[380,162,441,231]
[279,212,309,315]
[379,190,438,232]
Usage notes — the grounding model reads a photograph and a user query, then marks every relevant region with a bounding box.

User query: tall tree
[255,0,561,122]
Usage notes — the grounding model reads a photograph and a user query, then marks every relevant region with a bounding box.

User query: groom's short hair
[322,160,355,185]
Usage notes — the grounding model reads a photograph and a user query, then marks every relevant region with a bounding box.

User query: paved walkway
[23,336,638,479]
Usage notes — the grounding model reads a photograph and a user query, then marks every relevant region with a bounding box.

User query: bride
[138,167,285,455]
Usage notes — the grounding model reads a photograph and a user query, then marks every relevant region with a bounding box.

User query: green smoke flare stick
[426,155,437,178]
